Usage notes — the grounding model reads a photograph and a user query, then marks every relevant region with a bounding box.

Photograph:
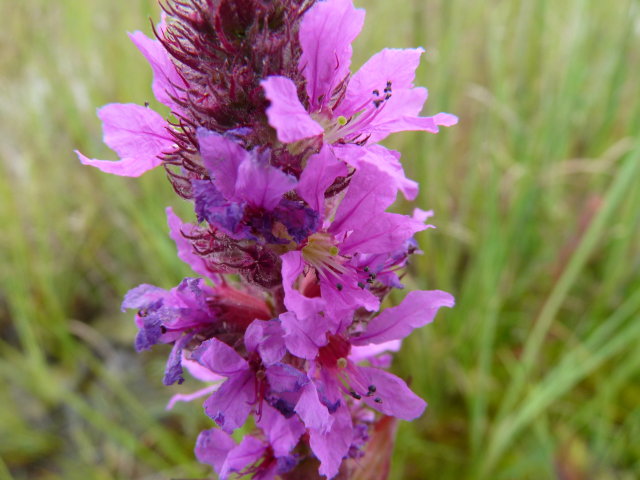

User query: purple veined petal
[261,76,324,143]
[192,337,249,376]
[337,48,425,116]
[296,145,348,215]
[166,384,220,410]
[357,366,426,420]
[265,363,309,394]
[195,428,236,475]
[339,211,427,255]
[245,320,287,366]
[166,207,213,279]
[163,333,193,385]
[134,313,165,352]
[352,290,455,346]
[349,340,402,363]
[220,435,266,478]
[280,251,325,318]
[128,29,186,111]
[191,179,248,239]
[294,383,334,433]
[235,155,297,210]
[257,403,306,457]
[121,284,166,311]
[308,403,353,479]
[333,143,418,200]
[76,103,173,177]
[299,0,365,111]
[329,163,397,236]
[197,128,249,201]
[279,311,329,360]
[203,369,255,433]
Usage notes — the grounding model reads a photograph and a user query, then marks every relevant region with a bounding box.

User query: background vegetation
[1,0,639,478]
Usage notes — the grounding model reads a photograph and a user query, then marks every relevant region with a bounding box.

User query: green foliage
[1,0,639,478]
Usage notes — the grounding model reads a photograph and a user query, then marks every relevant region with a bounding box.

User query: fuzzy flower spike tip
[78,0,457,478]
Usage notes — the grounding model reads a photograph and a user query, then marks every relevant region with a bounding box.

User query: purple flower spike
[83,0,457,477]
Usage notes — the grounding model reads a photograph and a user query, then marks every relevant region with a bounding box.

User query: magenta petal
[308,403,353,479]
[166,207,212,278]
[76,151,159,177]
[349,340,402,363]
[220,435,266,478]
[339,211,426,255]
[295,383,334,433]
[128,30,185,110]
[334,144,418,200]
[434,112,459,127]
[203,369,255,433]
[352,290,455,345]
[197,128,248,201]
[166,384,220,410]
[358,366,426,420]
[280,251,325,318]
[329,163,396,236]
[236,156,297,210]
[244,320,286,366]
[299,0,365,111]
[257,403,306,457]
[182,355,225,383]
[261,76,324,143]
[296,146,348,215]
[280,311,328,360]
[339,48,425,116]
[195,428,236,475]
[77,103,172,177]
[192,338,249,375]
[364,90,457,143]
[320,275,380,315]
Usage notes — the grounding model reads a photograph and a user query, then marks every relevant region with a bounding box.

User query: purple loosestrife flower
[261,0,457,199]
[79,0,457,478]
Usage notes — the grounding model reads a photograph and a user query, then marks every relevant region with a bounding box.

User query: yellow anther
[337,115,348,126]
[337,357,348,369]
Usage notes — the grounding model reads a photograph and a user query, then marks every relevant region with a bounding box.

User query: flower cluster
[78,0,456,478]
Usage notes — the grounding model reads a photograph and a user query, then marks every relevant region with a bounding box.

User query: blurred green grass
[1,0,639,479]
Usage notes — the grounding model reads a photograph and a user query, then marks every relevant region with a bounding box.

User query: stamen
[337,115,348,126]
[374,397,382,403]
[337,357,348,369]
[302,233,348,281]
[349,390,362,400]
